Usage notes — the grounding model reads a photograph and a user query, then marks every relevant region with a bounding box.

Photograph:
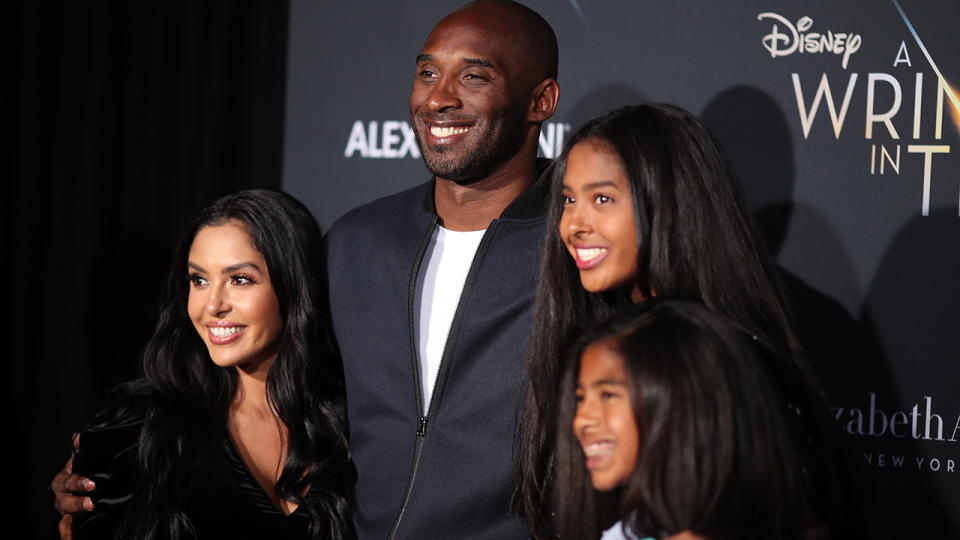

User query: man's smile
[429,125,471,138]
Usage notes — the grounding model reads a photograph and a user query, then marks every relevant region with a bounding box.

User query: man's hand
[51,435,95,540]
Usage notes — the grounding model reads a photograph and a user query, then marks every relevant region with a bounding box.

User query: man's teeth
[430,125,470,137]
[577,248,606,262]
[210,326,242,337]
[583,441,614,457]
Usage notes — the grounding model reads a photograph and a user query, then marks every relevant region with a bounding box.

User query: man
[54,2,560,538]
[325,2,558,537]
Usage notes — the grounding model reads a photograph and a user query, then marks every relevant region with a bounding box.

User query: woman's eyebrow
[221,262,262,274]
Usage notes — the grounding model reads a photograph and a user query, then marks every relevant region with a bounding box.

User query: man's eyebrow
[415,54,496,70]
[463,57,495,68]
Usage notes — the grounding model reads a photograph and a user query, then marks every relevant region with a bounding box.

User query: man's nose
[426,77,462,112]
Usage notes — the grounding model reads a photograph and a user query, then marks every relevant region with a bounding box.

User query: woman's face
[186,221,283,375]
[560,140,642,301]
[573,340,639,491]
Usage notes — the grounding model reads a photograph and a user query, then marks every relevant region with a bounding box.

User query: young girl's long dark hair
[515,104,805,538]
[80,189,353,539]
[555,300,814,540]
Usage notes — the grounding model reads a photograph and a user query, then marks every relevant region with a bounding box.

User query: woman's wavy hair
[555,300,814,540]
[82,189,354,539]
[515,104,805,538]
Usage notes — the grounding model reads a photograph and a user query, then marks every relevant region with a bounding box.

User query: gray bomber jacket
[324,167,550,540]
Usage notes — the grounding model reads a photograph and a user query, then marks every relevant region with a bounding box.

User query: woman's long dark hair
[515,104,805,538]
[555,300,814,540]
[80,189,354,539]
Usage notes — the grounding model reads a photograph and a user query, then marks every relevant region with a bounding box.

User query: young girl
[559,300,819,540]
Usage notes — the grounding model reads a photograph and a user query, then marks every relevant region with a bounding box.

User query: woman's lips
[205,323,247,345]
[573,246,609,270]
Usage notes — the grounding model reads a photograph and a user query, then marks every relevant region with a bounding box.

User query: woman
[59,190,354,539]
[560,300,819,540]
[515,104,856,538]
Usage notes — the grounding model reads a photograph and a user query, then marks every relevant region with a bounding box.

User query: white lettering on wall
[344,121,422,159]
[758,12,862,69]
[538,122,571,159]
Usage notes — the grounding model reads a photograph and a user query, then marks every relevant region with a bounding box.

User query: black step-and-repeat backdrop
[283,1,959,537]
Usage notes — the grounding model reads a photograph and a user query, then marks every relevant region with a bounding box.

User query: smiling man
[408,0,559,230]
[323,1,559,538]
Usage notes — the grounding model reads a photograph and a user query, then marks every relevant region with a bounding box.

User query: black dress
[72,419,318,539]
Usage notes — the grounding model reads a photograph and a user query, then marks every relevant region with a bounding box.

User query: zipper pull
[417,416,428,437]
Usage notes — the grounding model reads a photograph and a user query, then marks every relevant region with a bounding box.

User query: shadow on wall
[702,85,873,390]
[861,209,960,538]
[702,85,959,540]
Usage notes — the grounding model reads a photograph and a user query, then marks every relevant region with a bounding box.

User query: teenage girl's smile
[560,140,641,297]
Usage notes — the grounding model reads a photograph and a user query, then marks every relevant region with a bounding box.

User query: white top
[416,225,486,411]
[601,520,651,540]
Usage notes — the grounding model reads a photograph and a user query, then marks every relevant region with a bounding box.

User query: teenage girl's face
[186,221,283,376]
[573,340,639,491]
[560,140,643,302]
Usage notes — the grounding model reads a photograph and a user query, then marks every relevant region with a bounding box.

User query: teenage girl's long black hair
[78,189,353,539]
[515,104,806,538]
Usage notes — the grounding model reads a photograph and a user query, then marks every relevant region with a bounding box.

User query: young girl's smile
[573,339,639,491]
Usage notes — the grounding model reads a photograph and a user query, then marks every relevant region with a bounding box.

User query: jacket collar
[419,158,553,221]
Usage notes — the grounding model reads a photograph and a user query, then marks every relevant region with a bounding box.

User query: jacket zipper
[388,215,436,540]
[387,217,497,539]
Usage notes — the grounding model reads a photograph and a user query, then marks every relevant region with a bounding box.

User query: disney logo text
[758,12,862,69]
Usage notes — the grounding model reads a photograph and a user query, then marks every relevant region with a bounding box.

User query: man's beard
[413,106,527,185]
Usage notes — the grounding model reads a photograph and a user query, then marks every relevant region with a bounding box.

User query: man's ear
[527,78,560,123]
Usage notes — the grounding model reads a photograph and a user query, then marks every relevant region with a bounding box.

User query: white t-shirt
[601,520,651,540]
[415,225,486,410]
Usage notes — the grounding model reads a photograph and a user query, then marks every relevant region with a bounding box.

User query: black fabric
[71,420,315,539]
[13,4,289,537]
[324,172,550,539]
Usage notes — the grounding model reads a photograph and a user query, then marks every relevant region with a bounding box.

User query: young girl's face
[560,140,643,302]
[573,339,640,491]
